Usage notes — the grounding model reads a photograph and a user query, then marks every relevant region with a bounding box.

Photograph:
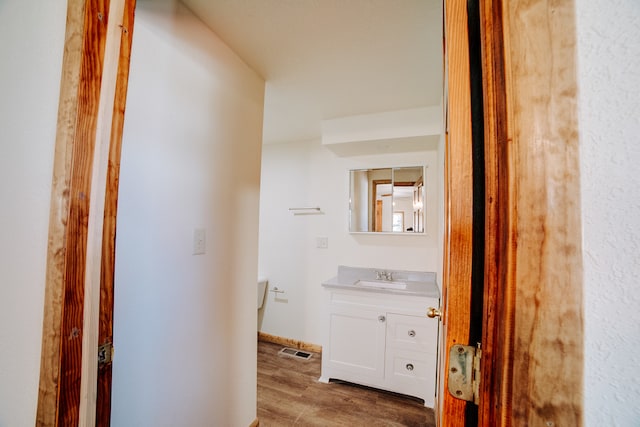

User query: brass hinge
[447,342,481,404]
[98,342,114,366]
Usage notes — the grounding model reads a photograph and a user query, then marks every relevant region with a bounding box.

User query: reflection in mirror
[349,166,425,233]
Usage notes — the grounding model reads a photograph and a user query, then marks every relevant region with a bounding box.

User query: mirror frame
[349,166,426,234]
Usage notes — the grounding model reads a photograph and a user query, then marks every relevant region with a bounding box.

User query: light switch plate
[316,237,328,249]
[193,228,206,255]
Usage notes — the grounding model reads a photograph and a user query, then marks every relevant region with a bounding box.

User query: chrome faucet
[376,270,393,281]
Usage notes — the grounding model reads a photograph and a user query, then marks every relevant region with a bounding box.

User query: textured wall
[576,0,640,425]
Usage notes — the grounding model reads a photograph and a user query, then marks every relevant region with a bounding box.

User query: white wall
[0,1,66,425]
[577,0,640,425]
[258,139,440,345]
[111,2,264,426]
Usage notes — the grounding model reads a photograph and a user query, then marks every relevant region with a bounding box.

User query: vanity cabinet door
[325,304,386,381]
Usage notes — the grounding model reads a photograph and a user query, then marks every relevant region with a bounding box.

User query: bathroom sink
[355,279,407,290]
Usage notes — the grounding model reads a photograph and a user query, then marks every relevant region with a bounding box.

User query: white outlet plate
[316,237,328,249]
[193,228,206,255]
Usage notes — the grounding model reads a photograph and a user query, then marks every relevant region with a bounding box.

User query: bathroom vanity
[320,266,440,407]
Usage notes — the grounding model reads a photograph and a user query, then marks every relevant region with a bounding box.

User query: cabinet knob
[378,315,386,323]
[406,363,414,371]
[408,330,416,337]
[427,307,442,319]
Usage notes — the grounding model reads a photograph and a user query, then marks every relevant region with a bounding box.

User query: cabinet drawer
[385,348,437,406]
[386,313,437,353]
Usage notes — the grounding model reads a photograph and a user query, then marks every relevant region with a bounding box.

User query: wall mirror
[349,166,425,233]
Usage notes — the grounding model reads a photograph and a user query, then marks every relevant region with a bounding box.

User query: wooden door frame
[96,1,136,424]
[36,0,136,425]
[441,0,584,426]
[440,0,475,424]
[372,178,392,231]
[36,0,583,425]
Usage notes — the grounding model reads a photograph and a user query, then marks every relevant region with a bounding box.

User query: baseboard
[257,331,322,354]
[249,417,259,427]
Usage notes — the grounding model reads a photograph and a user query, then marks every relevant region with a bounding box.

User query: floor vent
[279,347,313,360]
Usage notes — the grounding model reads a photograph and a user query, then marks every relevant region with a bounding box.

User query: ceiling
[181,0,443,144]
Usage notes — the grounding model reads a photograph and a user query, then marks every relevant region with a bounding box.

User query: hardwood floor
[257,340,436,426]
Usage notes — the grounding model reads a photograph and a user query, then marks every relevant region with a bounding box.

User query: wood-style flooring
[257,340,436,426]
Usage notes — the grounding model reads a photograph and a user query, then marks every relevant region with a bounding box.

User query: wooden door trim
[96,0,136,424]
[477,0,513,424]
[37,0,136,425]
[38,1,110,423]
[36,1,88,424]
[442,0,584,425]
[372,179,392,232]
[440,1,475,424]
[489,0,583,424]
[475,0,584,425]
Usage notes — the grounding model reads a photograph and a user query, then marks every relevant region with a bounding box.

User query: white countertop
[322,266,440,298]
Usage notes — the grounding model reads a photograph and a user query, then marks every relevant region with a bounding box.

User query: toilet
[257,277,268,309]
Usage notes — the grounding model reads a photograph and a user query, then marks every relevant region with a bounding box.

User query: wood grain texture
[258,332,322,354]
[96,1,136,425]
[504,0,584,425]
[478,0,514,426]
[441,1,475,425]
[37,1,88,425]
[257,341,435,426]
[78,0,130,424]
[38,0,110,424]
[58,2,110,424]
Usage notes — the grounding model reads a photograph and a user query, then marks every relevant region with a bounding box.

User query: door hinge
[447,342,481,404]
[98,342,114,366]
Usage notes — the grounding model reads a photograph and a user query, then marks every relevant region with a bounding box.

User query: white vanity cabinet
[319,288,439,407]
[324,304,387,381]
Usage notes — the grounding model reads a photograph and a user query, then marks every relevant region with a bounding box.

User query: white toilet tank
[257,277,268,309]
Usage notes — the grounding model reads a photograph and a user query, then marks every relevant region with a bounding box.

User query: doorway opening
[36,0,585,425]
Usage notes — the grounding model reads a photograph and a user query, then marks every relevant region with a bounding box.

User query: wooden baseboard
[257,331,322,354]
[249,417,259,427]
